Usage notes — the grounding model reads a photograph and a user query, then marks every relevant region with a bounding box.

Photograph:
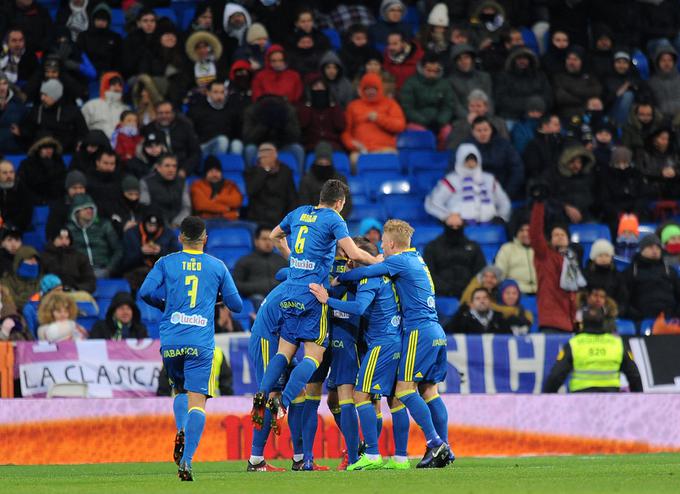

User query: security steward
[543,307,643,392]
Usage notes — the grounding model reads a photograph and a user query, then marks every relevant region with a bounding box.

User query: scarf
[194,60,217,88]
[388,43,412,65]
[470,309,493,328]
[207,94,225,110]
[66,1,89,42]
[0,51,22,83]
[559,248,587,292]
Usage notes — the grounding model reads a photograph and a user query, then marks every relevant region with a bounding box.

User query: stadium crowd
[2,0,680,350]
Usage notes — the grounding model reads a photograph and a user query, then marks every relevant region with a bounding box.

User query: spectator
[244,142,297,227]
[0,312,32,341]
[540,30,569,76]
[187,80,232,156]
[459,265,509,308]
[496,279,534,335]
[352,51,397,99]
[251,45,303,103]
[370,0,409,48]
[621,102,663,155]
[445,287,510,334]
[588,24,615,80]
[339,24,375,80]
[495,220,537,294]
[22,54,85,107]
[67,193,122,279]
[186,2,216,34]
[1,245,41,311]
[319,51,355,108]
[37,290,88,342]
[623,234,680,321]
[85,148,123,223]
[0,226,22,277]
[544,144,596,225]
[287,29,327,77]
[131,74,163,127]
[224,60,253,156]
[41,227,95,294]
[221,2,251,64]
[522,113,563,178]
[215,303,244,333]
[425,143,510,225]
[90,291,148,340]
[552,46,602,120]
[423,223,486,297]
[125,131,167,180]
[190,156,243,221]
[142,101,201,177]
[8,0,54,53]
[184,31,227,101]
[583,239,626,309]
[18,78,87,152]
[418,3,450,68]
[661,223,680,268]
[17,136,67,205]
[648,44,680,118]
[0,28,39,86]
[603,51,650,126]
[75,3,121,77]
[448,43,493,121]
[297,74,346,151]
[298,141,352,218]
[46,169,86,239]
[121,8,157,78]
[494,46,552,121]
[54,0,88,42]
[69,129,110,174]
[358,218,383,248]
[591,120,615,169]
[232,225,287,300]
[383,30,424,94]
[469,1,509,51]
[600,146,647,236]
[111,111,142,166]
[81,72,129,138]
[234,22,269,71]
[399,53,453,143]
[139,154,191,229]
[0,159,32,232]
[341,73,405,168]
[286,6,330,53]
[510,97,545,155]
[0,71,27,155]
[121,210,179,291]
[447,89,509,150]
[43,26,96,91]
[575,285,618,333]
[638,126,679,200]
[110,175,147,236]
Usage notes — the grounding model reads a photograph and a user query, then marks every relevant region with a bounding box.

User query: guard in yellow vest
[543,307,642,393]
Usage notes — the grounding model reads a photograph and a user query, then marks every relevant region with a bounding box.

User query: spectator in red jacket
[297,73,346,151]
[251,44,303,103]
[382,30,423,94]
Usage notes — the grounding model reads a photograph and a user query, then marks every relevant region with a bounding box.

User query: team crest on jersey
[391,315,401,327]
[427,296,436,308]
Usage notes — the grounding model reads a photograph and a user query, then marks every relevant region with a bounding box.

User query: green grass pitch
[2,454,680,494]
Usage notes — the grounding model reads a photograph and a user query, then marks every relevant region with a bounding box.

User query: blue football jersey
[358,276,402,347]
[279,205,350,286]
[251,283,286,339]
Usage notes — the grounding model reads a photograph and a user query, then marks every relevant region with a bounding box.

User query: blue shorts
[162,344,216,397]
[327,327,360,389]
[398,323,447,383]
[248,333,289,392]
[356,338,401,396]
[279,289,329,347]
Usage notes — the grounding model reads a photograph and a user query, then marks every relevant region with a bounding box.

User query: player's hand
[309,283,329,303]
[330,277,340,287]
[375,253,384,262]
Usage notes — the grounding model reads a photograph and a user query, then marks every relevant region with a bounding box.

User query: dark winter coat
[40,242,96,293]
[464,133,525,198]
[298,166,352,219]
[623,253,680,320]
[621,106,664,154]
[599,164,647,226]
[243,95,301,148]
[122,223,179,272]
[142,115,202,176]
[603,67,650,111]
[399,62,454,130]
[545,145,597,222]
[584,261,628,309]
[90,292,148,340]
[494,47,552,120]
[319,51,355,109]
[76,24,122,76]
[17,136,67,205]
[19,100,88,153]
[552,68,603,121]
[0,245,40,311]
[637,0,680,47]
[69,130,111,174]
[244,163,297,228]
[0,90,27,154]
[9,1,54,52]
[297,90,346,151]
[648,44,680,118]
[187,96,231,144]
[445,305,511,334]
[120,28,157,78]
[0,179,33,232]
[85,168,124,224]
[139,172,190,228]
[448,44,494,120]
[232,250,288,297]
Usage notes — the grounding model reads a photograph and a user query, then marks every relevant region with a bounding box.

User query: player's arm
[309,282,375,316]
[139,260,166,310]
[270,224,291,260]
[542,344,573,393]
[275,267,290,282]
[220,266,243,313]
[336,262,390,283]
[337,236,381,266]
[621,349,643,392]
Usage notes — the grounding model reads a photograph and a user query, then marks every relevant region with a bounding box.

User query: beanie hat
[617,213,639,237]
[40,79,63,101]
[566,45,586,60]
[661,224,680,246]
[526,96,546,113]
[479,265,504,282]
[121,175,140,192]
[65,170,87,190]
[314,141,333,163]
[610,146,632,166]
[589,239,615,261]
[639,234,662,251]
[203,155,222,175]
[246,22,269,44]
[40,274,62,295]
[427,3,449,27]
[613,50,630,62]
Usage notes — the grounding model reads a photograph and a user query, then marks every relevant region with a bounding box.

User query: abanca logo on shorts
[170,312,208,327]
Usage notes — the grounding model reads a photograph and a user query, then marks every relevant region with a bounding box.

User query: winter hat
[314,141,333,163]
[639,234,662,251]
[381,0,405,17]
[660,224,680,245]
[610,146,632,166]
[613,50,630,62]
[617,213,639,237]
[526,96,546,113]
[65,170,87,190]
[479,265,504,282]
[427,3,449,27]
[566,45,586,60]
[40,274,62,295]
[121,175,140,192]
[589,239,615,261]
[498,279,521,305]
[203,155,222,175]
[40,79,63,101]
[246,22,268,44]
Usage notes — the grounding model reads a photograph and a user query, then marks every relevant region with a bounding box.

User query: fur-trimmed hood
[505,46,539,72]
[558,145,595,177]
[28,136,63,157]
[185,30,223,62]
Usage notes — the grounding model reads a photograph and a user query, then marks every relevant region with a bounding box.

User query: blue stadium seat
[632,49,650,80]
[136,297,163,322]
[482,244,499,263]
[411,225,443,250]
[404,150,449,174]
[378,179,411,195]
[404,5,421,35]
[522,295,539,333]
[222,171,247,206]
[4,154,25,170]
[277,152,300,172]
[356,153,400,173]
[380,194,427,222]
[616,319,637,336]
[96,298,112,317]
[349,203,385,223]
[363,171,403,198]
[638,223,657,236]
[464,224,507,245]
[232,298,255,331]
[639,318,655,335]
[436,297,459,323]
[210,246,251,269]
[88,80,100,99]
[76,301,99,317]
[32,206,50,230]
[217,153,245,173]
[396,130,436,150]
[109,8,125,36]
[520,27,540,55]
[613,255,631,272]
[155,7,178,24]
[569,223,611,244]
[177,5,196,29]
[78,316,99,331]
[322,28,342,50]
[94,278,131,299]
[22,230,45,251]
[305,151,351,175]
[412,169,444,195]
[206,226,253,249]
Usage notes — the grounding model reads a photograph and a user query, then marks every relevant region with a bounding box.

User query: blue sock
[340,401,360,464]
[281,356,319,408]
[398,391,441,446]
[251,408,272,457]
[356,401,379,455]
[288,399,305,456]
[302,396,321,460]
[258,353,289,395]
[391,405,410,457]
[426,395,449,444]
[376,412,383,440]
[181,407,206,466]
[173,393,188,431]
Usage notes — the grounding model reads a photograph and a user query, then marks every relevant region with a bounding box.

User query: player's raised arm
[337,236,382,266]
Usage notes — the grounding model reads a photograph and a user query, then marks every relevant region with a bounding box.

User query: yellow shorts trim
[315,303,328,345]
[291,396,306,404]
[338,399,355,406]
[405,330,419,382]
[305,395,322,401]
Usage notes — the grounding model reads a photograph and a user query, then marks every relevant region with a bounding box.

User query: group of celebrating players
[139,179,452,481]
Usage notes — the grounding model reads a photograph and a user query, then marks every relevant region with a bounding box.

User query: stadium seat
[222,171,248,206]
[464,224,507,245]
[638,223,657,236]
[4,154,24,170]
[411,224,443,250]
[206,226,253,249]
[569,223,611,244]
[405,150,449,175]
[22,230,45,251]
[155,7,178,24]
[412,170,445,196]
[276,156,300,187]
[76,301,99,317]
[304,151,351,175]
[380,194,428,222]
[210,246,251,269]
[322,28,341,50]
[436,297,459,324]
[378,179,411,195]
[349,203,385,223]
[356,153,400,173]
[613,256,631,272]
[520,27,540,54]
[616,319,637,336]
[109,8,125,36]
[217,153,245,173]
[363,171,403,198]
[137,297,163,322]
[94,279,131,299]
[522,295,539,333]
[632,49,650,80]
[177,5,196,29]
[396,130,436,150]
[77,316,99,331]
[482,244,499,263]
[639,318,655,335]
[31,206,50,230]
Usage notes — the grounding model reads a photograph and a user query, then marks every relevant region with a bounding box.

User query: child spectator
[660,223,680,268]
[37,291,87,342]
[615,213,640,262]
[497,279,533,335]
[111,111,142,166]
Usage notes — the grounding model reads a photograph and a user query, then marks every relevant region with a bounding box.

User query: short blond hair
[383,219,414,248]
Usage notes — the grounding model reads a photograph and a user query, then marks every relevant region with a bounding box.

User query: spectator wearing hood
[447,89,509,150]
[545,144,597,225]
[588,24,616,80]
[125,131,167,179]
[497,280,534,335]
[603,51,650,126]
[187,80,232,156]
[41,227,95,293]
[448,43,493,121]
[221,2,252,64]
[37,291,87,342]
[287,28,328,77]
[383,30,424,94]
[319,51,355,108]
[358,217,383,248]
[477,25,524,75]
[121,8,157,78]
[495,218,537,294]
[0,226,22,277]
[0,28,40,86]
[660,223,680,268]
[224,60,253,155]
[638,126,680,200]
[552,46,603,121]
[8,0,54,53]
[84,147,121,215]
[139,153,191,229]
[638,0,680,56]
[190,156,243,221]
[17,136,67,205]
[44,26,96,86]
[75,3,121,76]
[399,53,453,142]
[469,1,508,48]
[233,22,269,71]
[510,96,545,155]
[232,225,288,300]
[445,286,510,335]
[621,102,664,155]
[425,143,510,225]
[0,159,32,233]
[522,113,563,178]
[340,24,378,80]
[298,141,352,219]
[297,74,346,151]
[352,51,397,99]
[45,169,86,239]
[0,71,27,155]
[1,245,41,311]
[423,223,486,298]
[131,74,164,127]
[90,291,148,340]
[70,129,111,175]
[251,45,303,103]
[184,30,227,101]
[341,72,405,167]
[540,30,569,76]
[67,193,122,278]
[110,175,146,236]
[584,239,627,309]
[81,72,130,138]
[648,44,680,118]
[370,0,409,49]
[600,146,647,236]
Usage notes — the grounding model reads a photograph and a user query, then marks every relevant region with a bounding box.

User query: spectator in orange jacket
[251,44,303,103]
[341,73,406,168]
[190,156,243,221]
[383,30,424,94]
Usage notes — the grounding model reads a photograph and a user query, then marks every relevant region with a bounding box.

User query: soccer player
[310,237,402,471]
[251,179,379,471]
[336,219,452,468]
[139,216,243,481]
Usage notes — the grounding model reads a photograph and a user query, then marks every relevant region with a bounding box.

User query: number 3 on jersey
[185,275,199,308]
[295,226,309,254]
